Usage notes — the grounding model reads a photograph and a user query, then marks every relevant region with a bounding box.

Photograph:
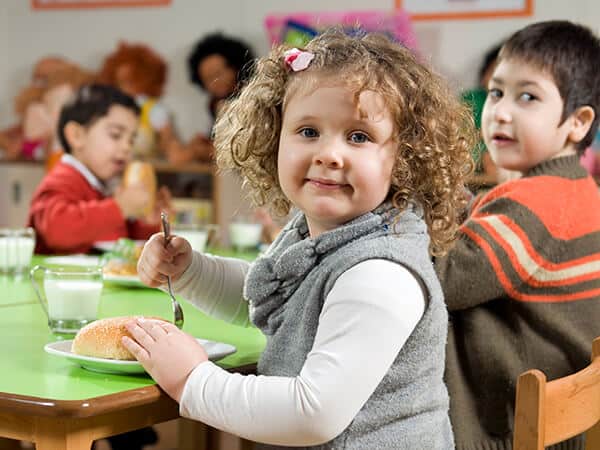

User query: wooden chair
[513,337,600,450]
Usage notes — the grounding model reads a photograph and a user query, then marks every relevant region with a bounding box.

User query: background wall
[2,0,600,139]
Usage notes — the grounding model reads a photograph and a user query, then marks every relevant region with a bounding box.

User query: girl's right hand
[137,232,193,287]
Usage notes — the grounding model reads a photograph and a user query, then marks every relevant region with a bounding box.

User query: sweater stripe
[463,226,600,302]
[478,215,600,285]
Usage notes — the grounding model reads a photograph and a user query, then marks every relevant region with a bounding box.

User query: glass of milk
[229,222,263,252]
[0,227,36,274]
[172,224,218,253]
[30,265,103,334]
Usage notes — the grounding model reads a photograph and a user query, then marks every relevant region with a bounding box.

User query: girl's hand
[122,319,208,402]
[137,232,193,287]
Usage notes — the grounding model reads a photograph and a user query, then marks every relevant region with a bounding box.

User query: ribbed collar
[525,154,587,179]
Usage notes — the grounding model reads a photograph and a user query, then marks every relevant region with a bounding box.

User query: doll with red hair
[98,42,213,163]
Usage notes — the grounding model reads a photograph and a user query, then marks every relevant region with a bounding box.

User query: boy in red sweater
[28,84,168,254]
[435,21,600,450]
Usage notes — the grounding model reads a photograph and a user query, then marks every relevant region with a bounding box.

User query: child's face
[198,54,236,99]
[482,58,577,173]
[278,84,396,238]
[71,105,138,182]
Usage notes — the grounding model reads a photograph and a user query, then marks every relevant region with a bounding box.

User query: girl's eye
[519,92,537,102]
[488,88,502,99]
[299,127,318,138]
[349,132,370,144]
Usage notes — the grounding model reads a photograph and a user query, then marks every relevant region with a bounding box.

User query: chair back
[513,337,600,450]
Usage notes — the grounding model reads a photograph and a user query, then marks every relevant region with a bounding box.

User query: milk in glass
[44,279,103,321]
[0,229,35,273]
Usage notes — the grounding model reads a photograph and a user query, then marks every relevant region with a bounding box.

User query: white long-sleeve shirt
[173,251,425,446]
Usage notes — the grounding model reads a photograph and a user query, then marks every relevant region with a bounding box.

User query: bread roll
[122,161,157,217]
[72,316,166,360]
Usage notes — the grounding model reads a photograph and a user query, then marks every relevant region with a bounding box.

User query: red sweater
[28,162,158,255]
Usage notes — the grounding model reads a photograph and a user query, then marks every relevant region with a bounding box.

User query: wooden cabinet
[0,161,45,228]
[149,159,253,246]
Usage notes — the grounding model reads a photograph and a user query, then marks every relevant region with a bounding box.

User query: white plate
[93,240,146,253]
[102,272,145,287]
[44,255,102,267]
[45,338,236,374]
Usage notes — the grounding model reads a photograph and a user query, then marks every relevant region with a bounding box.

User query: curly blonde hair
[214,29,476,255]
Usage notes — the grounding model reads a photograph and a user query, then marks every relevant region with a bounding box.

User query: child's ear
[568,106,595,144]
[64,121,86,152]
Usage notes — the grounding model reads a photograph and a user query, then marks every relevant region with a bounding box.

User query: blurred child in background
[28,84,170,255]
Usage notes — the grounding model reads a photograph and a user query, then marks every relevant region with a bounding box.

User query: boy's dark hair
[478,43,502,86]
[57,83,140,153]
[500,20,600,152]
[187,32,255,91]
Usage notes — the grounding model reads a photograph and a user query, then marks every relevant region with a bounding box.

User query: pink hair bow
[283,48,314,72]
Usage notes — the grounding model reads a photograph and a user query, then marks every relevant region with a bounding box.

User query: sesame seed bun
[72,316,166,360]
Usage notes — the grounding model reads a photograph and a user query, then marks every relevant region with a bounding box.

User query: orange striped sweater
[436,155,600,450]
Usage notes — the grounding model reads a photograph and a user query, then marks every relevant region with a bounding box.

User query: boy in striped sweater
[435,20,600,450]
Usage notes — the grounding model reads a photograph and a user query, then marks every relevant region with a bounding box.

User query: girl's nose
[314,143,344,168]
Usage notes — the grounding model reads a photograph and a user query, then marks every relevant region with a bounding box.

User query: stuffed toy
[98,41,214,164]
[98,42,171,159]
[0,57,93,163]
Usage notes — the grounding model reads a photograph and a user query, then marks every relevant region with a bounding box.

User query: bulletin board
[396,0,533,20]
[31,0,171,10]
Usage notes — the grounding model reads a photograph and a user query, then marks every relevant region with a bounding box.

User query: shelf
[147,158,214,175]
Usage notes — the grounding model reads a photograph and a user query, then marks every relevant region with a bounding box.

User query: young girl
[124,30,475,449]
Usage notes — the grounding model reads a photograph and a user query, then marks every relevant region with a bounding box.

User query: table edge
[0,363,257,418]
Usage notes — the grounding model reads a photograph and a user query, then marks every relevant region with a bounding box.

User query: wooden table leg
[34,420,93,450]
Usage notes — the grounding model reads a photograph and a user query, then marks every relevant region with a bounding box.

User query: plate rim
[93,239,146,253]
[44,338,236,373]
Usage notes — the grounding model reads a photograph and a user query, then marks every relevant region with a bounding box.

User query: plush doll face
[115,64,140,98]
[98,43,167,99]
[198,54,237,100]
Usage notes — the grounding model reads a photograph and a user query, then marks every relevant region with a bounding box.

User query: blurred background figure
[187,32,255,124]
[0,56,93,168]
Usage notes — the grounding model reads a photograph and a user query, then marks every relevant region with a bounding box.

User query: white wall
[0,3,9,124]
[2,0,600,136]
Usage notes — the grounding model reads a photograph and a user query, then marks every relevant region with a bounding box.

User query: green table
[0,252,264,450]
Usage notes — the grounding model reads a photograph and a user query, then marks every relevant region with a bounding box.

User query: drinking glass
[0,227,36,274]
[30,265,103,334]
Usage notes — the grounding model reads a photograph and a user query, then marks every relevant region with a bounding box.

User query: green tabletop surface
[0,250,265,402]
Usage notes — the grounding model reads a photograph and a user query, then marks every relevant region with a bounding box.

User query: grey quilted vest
[245,202,454,449]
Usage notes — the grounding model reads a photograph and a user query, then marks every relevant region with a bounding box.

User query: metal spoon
[160,211,184,329]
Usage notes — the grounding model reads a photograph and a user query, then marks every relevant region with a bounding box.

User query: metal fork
[161,212,184,329]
